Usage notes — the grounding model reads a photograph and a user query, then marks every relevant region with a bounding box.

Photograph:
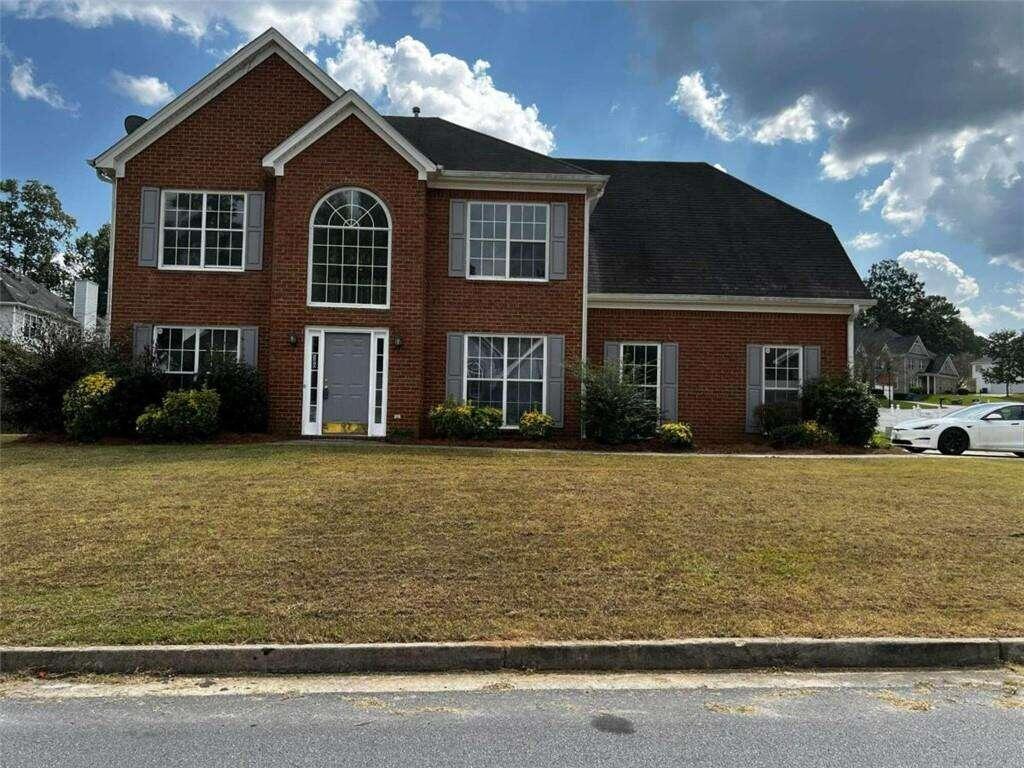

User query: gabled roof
[854,324,924,355]
[263,92,438,179]
[0,267,73,318]
[90,28,343,178]
[385,117,597,176]
[563,159,872,301]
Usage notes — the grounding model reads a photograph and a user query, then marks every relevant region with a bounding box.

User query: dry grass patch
[1,440,1022,645]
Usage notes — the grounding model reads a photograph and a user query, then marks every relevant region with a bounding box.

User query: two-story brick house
[90,29,872,442]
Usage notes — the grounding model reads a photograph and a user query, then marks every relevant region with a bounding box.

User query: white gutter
[847,303,861,372]
[588,293,876,315]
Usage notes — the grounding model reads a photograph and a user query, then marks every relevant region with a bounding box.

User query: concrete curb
[3,638,1021,675]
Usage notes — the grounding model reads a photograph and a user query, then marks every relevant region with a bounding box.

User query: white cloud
[959,305,996,332]
[3,0,363,51]
[752,94,818,145]
[110,70,174,106]
[897,249,980,303]
[5,51,77,112]
[326,33,555,154]
[669,71,734,141]
[609,102,620,115]
[412,1,442,29]
[637,135,649,144]
[848,232,886,250]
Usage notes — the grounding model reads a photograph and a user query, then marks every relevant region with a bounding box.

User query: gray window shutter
[549,202,567,280]
[745,344,764,433]
[803,345,821,385]
[138,187,160,267]
[546,335,565,428]
[132,323,153,359]
[244,192,265,270]
[448,200,467,277]
[445,332,465,401]
[240,327,259,366]
[660,342,679,422]
[603,341,620,367]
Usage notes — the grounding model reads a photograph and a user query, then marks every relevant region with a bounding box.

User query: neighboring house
[854,324,959,395]
[88,29,871,441]
[971,358,1024,395]
[0,268,100,344]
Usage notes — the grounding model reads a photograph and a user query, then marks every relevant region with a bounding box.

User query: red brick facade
[108,51,852,442]
[587,308,849,442]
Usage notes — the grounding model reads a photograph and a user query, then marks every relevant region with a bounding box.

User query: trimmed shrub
[197,360,268,433]
[657,421,695,449]
[136,388,220,443]
[519,410,555,440]
[801,375,878,447]
[578,363,659,444]
[62,372,119,442]
[106,359,168,436]
[429,398,478,440]
[0,326,121,433]
[472,406,503,439]
[754,401,801,434]
[768,420,837,449]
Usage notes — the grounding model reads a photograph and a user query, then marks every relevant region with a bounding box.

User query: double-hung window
[19,311,46,343]
[154,326,240,379]
[763,346,802,404]
[468,203,548,280]
[161,191,246,270]
[621,343,660,407]
[465,335,545,426]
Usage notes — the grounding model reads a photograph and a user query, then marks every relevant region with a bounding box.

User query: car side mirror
[982,413,1003,421]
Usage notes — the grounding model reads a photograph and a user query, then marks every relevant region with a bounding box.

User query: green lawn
[2,439,1022,645]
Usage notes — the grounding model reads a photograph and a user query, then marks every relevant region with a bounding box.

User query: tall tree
[74,224,110,317]
[0,179,78,298]
[983,329,1024,396]
[863,259,926,332]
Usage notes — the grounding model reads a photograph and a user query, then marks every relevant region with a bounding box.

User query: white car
[891,402,1024,456]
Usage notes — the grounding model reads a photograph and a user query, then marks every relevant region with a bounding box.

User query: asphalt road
[2,669,1022,767]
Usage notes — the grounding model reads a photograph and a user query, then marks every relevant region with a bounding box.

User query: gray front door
[323,333,371,430]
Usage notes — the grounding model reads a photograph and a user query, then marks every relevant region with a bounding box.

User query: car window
[952,404,1000,420]
[995,405,1024,420]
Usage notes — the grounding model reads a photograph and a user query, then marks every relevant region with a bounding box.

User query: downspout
[847,303,859,372]
[580,192,590,438]
[90,163,116,346]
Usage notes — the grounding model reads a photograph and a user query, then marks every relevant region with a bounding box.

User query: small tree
[578,362,658,444]
[74,224,110,317]
[983,329,1024,396]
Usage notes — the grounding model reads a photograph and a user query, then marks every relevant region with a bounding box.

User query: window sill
[157,265,246,273]
[307,301,391,311]
[465,276,550,284]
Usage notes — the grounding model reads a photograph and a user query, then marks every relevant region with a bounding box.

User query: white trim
[428,172,604,195]
[263,92,437,178]
[588,293,876,315]
[157,190,248,272]
[306,187,392,310]
[761,344,803,405]
[151,324,243,374]
[619,341,661,413]
[462,333,547,428]
[465,201,550,283]
[301,326,389,437]
[90,29,343,178]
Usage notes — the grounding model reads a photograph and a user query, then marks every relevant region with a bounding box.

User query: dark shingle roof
[385,116,595,176]
[563,159,871,300]
[0,268,72,317]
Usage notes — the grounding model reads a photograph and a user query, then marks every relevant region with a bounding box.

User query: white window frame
[18,310,47,343]
[465,201,550,283]
[152,325,242,375]
[157,190,248,272]
[619,341,661,412]
[762,344,803,404]
[462,333,547,428]
[306,187,392,310]
[301,326,389,437]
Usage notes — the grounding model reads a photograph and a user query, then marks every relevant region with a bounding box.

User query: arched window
[309,188,391,307]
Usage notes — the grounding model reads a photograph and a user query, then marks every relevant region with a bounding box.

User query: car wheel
[903,447,927,454]
[938,428,969,456]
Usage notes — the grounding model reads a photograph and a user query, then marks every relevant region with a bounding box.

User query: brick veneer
[587,308,849,442]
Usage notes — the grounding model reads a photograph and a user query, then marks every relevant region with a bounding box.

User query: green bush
[106,359,168,436]
[768,420,837,449]
[62,372,119,442]
[472,406,503,439]
[578,363,659,444]
[801,375,879,447]
[0,326,122,433]
[657,421,695,449]
[429,398,478,439]
[197,360,268,433]
[519,410,555,440]
[869,431,891,449]
[136,388,220,443]
[754,401,801,434]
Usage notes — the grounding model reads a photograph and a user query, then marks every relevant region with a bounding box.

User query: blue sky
[2,1,1021,333]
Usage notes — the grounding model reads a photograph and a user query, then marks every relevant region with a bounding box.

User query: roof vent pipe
[412,106,420,117]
